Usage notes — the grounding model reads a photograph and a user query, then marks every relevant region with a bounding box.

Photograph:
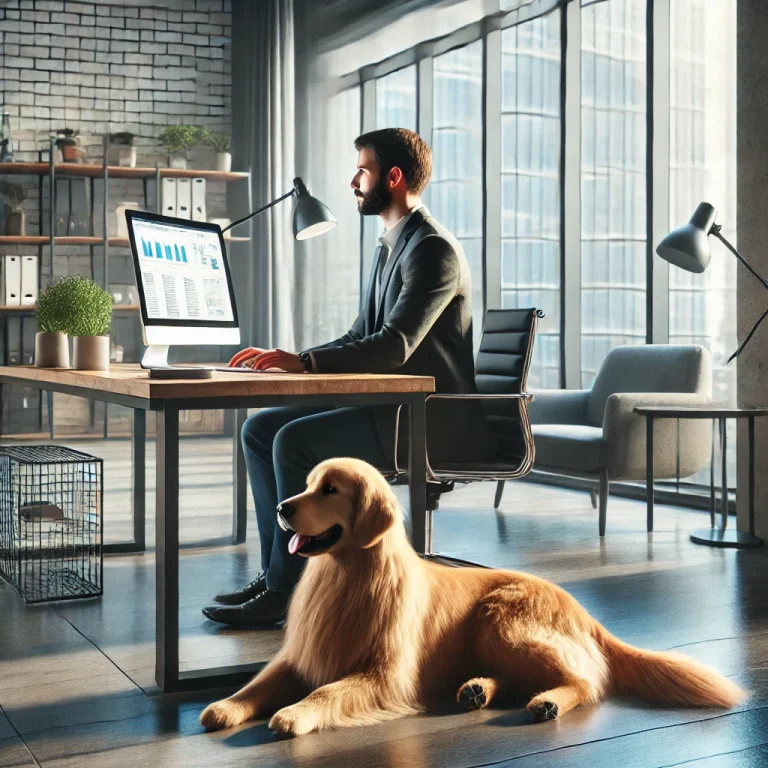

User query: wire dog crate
[0,446,103,603]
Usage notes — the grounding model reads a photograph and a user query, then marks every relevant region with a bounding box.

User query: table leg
[710,419,715,528]
[408,395,427,555]
[646,415,654,533]
[156,407,180,692]
[232,408,247,544]
[749,416,756,537]
[719,417,727,533]
[132,409,146,552]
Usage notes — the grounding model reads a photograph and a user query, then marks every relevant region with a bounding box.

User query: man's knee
[242,409,286,453]
[272,418,312,467]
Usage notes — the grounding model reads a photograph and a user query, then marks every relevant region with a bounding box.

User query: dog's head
[276,458,400,557]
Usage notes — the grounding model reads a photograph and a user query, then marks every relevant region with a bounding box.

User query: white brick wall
[0,0,232,289]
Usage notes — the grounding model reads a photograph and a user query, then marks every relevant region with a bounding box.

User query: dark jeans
[241,406,388,594]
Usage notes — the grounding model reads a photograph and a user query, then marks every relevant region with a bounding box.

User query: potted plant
[207,132,232,172]
[157,125,206,169]
[54,128,81,163]
[64,277,113,371]
[108,132,136,168]
[0,181,27,236]
[35,278,72,368]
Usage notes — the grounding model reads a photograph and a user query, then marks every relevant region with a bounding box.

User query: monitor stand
[140,345,213,379]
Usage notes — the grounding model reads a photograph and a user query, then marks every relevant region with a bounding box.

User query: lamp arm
[221,188,296,234]
[728,305,768,363]
[712,228,768,289]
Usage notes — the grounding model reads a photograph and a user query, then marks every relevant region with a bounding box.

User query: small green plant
[157,125,207,153]
[207,132,231,153]
[0,181,26,211]
[36,276,112,336]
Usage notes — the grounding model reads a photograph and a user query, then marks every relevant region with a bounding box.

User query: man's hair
[354,128,432,196]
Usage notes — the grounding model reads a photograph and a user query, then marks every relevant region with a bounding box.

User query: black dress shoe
[212,574,267,606]
[202,588,290,627]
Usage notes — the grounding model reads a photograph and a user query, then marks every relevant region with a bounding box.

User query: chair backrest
[475,308,540,461]
[586,344,713,426]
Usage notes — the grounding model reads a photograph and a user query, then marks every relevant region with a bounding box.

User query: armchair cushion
[528,389,591,426]
[532,424,606,473]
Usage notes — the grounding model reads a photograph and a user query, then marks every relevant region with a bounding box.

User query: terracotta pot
[62,144,78,162]
[73,335,109,371]
[6,210,26,236]
[35,332,70,368]
[216,152,232,172]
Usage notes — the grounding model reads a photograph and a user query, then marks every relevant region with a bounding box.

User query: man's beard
[355,172,392,215]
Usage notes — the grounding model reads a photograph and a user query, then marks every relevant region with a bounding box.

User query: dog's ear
[353,473,398,549]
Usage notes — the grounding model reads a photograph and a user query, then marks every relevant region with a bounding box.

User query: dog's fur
[200,458,746,736]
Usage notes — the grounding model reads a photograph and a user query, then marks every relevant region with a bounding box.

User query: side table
[634,405,766,549]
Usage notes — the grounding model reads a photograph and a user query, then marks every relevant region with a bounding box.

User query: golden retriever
[200,458,745,736]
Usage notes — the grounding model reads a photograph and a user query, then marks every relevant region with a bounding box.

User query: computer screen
[126,212,239,328]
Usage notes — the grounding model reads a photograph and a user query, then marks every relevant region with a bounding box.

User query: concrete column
[737,0,768,539]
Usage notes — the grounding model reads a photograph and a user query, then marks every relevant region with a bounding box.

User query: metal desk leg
[104,408,146,555]
[408,395,427,555]
[132,409,146,551]
[646,415,654,533]
[232,408,248,544]
[749,416,757,537]
[710,419,716,528]
[156,407,180,692]
[719,417,727,533]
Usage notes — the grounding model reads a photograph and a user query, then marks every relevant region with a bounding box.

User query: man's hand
[228,347,268,368]
[252,349,306,373]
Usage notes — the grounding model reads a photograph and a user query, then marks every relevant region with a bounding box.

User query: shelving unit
[0,138,253,438]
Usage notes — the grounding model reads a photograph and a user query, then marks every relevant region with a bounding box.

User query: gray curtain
[230,0,296,350]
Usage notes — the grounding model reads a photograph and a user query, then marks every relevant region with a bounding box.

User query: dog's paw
[458,682,488,711]
[269,705,316,737]
[528,700,559,722]
[200,698,252,730]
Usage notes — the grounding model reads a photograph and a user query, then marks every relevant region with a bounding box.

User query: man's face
[351,147,392,216]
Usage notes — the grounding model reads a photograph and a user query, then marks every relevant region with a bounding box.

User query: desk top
[634,405,768,418]
[0,364,435,401]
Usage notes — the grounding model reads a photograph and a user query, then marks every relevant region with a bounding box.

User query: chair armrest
[603,392,713,479]
[391,394,534,477]
[528,389,591,425]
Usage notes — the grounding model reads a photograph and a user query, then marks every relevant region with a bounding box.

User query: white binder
[20,255,38,306]
[161,178,177,218]
[191,177,206,222]
[176,178,192,219]
[4,255,21,305]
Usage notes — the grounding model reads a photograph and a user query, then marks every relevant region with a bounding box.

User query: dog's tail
[594,625,746,708]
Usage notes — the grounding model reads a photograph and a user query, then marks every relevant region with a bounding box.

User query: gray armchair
[523,344,713,536]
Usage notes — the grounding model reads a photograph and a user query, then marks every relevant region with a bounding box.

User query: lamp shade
[655,202,718,274]
[292,177,337,241]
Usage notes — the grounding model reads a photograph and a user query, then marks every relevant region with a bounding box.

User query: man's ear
[388,166,404,189]
[353,473,398,549]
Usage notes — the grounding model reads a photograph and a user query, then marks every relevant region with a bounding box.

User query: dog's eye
[322,483,337,495]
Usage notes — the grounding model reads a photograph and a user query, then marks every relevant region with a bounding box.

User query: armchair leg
[494,481,505,510]
[589,489,598,509]
[599,468,609,537]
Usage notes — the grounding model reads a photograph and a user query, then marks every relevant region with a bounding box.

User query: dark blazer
[301,206,493,466]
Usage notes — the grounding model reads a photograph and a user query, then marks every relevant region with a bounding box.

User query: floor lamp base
[690,528,764,549]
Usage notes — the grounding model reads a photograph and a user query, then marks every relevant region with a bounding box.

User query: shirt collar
[379,202,424,250]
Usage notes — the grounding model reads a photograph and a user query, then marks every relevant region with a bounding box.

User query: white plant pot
[53,148,63,163]
[168,152,187,169]
[73,335,110,371]
[216,152,232,172]
[35,332,70,368]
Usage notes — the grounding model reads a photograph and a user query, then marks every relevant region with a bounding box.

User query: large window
[376,66,417,131]
[501,13,562,388]
[580,0,647,386]
[669,0,737,481]
[431,41,484,348]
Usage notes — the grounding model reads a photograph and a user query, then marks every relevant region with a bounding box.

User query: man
[203,128,490,627]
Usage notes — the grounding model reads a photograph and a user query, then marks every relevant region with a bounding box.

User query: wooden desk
[0,364,434,691]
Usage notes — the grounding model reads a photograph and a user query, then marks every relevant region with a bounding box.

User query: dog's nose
[277,502,296,519]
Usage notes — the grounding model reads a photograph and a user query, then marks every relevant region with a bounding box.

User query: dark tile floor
[0,436,766,767]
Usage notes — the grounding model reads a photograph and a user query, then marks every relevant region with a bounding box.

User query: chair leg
[598,468,609,537]
[494,481,505,510]
[589,489,598,509]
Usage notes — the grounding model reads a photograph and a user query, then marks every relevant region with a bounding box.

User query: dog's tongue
[289,533,311,555]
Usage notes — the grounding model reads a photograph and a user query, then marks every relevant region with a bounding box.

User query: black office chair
[391,308,541,560]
